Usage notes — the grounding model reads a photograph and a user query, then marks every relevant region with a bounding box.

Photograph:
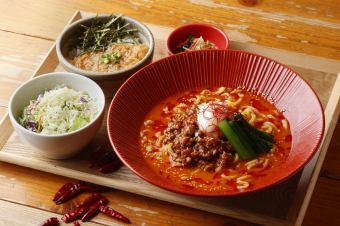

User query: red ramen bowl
[107,50,324,196]
[167,23,229,55]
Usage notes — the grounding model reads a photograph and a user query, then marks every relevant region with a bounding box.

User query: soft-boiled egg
[197,102,234,138]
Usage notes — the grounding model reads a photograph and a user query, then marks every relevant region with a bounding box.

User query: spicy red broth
[139,87,291,192]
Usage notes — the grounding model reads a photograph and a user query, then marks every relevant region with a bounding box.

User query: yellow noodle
[225,94,243,108]
[200,89,211,95]
[270,145,278,153]
[267,114,276,120]
[145,145,153,152]
[237,175,252,182]
[221,174,237,180]
[261,121,279,133]
[249,112,257,125]
[162,106,170,114]
[236,181,249,189]
[213,86,226,95]
[262,159,269,168]
[246,159,264,170]
[248,159,270,172]
[156,135,165,147]
[230,88,243,94]
[140,129,150,137]
[191,168,201,175]
[233,153,239,163]
[282,119,288,129]
[194,95,204,104]
[144,120,154,126]
[215,165,223,173]
[243,106,268,119]
[161,143,174,155]
[173,103,187,113]
[180,175,189,180]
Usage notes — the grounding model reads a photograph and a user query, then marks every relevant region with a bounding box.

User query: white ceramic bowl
[8,72,105,159]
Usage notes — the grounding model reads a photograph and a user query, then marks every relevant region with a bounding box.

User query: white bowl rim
[8,72,105,138]
[56,14,155,78]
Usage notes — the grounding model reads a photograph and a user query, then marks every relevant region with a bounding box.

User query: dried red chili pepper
[99,205,131,223]
[55,182,82,204]
[54,181,109,204]
[53,182,73,202]
[77,193,103,208]
[81,197,109,222]
[40,217,59,226]
[96,158,122,173]
[74,221,81,226]
[88,145,105,168]
[89,145,122,174]
[90,144,113,168]
[61,206,88,223]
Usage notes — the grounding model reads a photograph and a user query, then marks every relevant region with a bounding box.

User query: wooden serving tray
[0,11,339,226]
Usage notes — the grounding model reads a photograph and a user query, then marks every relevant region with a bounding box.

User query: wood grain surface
[0,0,339,60]
[0,1,339,226]
[1,12,339,225]
[0,107,6,119]
[0,30,52,107]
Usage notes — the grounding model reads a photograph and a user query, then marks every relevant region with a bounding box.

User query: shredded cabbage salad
[18,85,98,135]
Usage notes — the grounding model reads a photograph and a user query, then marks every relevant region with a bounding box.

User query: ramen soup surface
[140,87,292,192]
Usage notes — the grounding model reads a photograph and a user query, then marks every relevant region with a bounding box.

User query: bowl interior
[57,15,154,79]
[167,23,229,54]
[107,50,324,196]
[10,72,105,130]
[60,16,151,59]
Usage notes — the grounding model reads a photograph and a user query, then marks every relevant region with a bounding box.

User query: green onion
[100,51,122,64]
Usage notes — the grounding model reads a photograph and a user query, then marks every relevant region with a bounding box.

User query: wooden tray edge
[290,74,340,226]
[0,10,82,150]
[0,151,291,226]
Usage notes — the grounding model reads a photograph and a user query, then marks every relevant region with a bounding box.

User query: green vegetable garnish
[78,14,140,55]
[100,51,122,64]
[176,34,195,53]
[218,119,257,160]
[218,113,274,160]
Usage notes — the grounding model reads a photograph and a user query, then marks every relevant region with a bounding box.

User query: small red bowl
[107,50,324,196]
[167,23,229,55]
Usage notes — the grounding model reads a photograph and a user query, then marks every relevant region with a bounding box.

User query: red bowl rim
[166,23,229,55]
[107,49,325,197]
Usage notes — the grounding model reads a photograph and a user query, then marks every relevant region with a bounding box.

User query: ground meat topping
[163,107,233,172]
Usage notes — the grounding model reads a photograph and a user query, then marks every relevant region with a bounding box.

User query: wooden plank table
[0,0,339,225]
